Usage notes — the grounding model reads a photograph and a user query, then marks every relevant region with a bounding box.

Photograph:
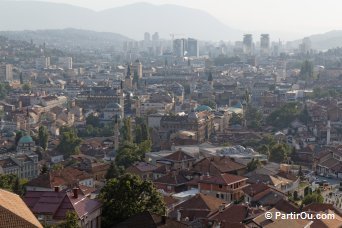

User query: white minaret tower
[327,120,331,145]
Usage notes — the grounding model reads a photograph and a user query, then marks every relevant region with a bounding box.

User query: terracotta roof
[193,156,246,174]
[243,183,269,197]
[116,211,189,228]
[199,173,247,185]
[27,167,92,189]
[154,172,189,186]
[128,161,157,172]
[171,193,226,221]
[302,203,342,216]
[162,150,195,162]
[209,204,248,223]
[0,189,43,228]
[153,165,168,174]
[274,199,300,213]
[24,190,101,221]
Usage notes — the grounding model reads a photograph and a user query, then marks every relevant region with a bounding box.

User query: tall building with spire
[124,64,133,89]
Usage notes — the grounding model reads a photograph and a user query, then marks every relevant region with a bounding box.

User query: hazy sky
[11,0,342,38]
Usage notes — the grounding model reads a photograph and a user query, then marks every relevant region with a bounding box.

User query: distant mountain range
[0,29,130,50]
[0,1,242,41]
[288,30,342,50]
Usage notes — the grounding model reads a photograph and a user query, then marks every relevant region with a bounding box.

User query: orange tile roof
[0,189,43,228]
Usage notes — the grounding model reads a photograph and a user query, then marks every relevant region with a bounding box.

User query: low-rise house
[192,156,247,176]
[243,183,287,207]
[126,161,157,180]
[154,171,189,193]
[315,146,342,179]
[0,189,43,228]
[198,173,248,203]
[169,193,226,223]
[24,188,101,227]
[156,149,196,170]
[26,167,94,191]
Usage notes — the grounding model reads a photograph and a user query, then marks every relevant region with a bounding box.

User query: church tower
[124,64,133,89]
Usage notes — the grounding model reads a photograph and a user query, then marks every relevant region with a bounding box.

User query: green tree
[135,125,143,144]
[105,162,123,180]
[269,143,291,163]
[230,113,243,126]
[245,105,263,130]
[247,158,261,172]
[57,128,82,158]
[40,164,49,174]
[298,165,304,180]
[302,192,324,205]
[60,211,80,228]
[266,103,301,129]
[115,142,141,168]
[121,117,132,143]
[299,105,311,125]
[38,126,49,150]
[201,99,216,109]
[99,174,166,227]
[22,83,31,93]
[15,131,23,146]
[0,83,8,100]
[299,60,314,80]
[293,191,299,201]
[86,114,100,127]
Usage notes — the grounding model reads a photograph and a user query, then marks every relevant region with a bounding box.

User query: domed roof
[19,135,34,144]
[105,102,122,110]
[195,105,212,112]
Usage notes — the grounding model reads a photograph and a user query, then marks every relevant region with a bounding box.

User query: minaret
[327,120,331,145]
[114,114,119,151]
[26,107,30,136]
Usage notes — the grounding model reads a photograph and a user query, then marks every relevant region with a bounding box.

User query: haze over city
[6,0,342,40]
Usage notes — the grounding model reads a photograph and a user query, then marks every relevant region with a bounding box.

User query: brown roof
[171,193,226,221]
[193,156,246,175]
[126,161,157,173]
[199,173,247,185]
[274,199,300,213]
[0,189,43,228]
[27,167,92,189]
[24,190,101,220]
[163,149,195,162]
[243,183,269,197]
[154,172,189,186]
[116,211,189,228]
[209,204,249,223]
[302,203,342,216]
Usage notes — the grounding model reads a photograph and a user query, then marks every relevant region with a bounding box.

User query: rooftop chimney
[73,187,78,199]
[54,186,60,192]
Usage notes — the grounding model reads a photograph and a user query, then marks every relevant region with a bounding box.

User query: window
[219,184,223,188]
[216,193,220,198]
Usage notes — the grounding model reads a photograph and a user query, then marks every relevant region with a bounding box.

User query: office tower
[144,32,151,42]
[132,59,143,79]
[187,38,199,57]
[300,37,311,54]
[58,57,73,70]
[243,34,253,55]
[260,34,270,56]
[173,39,185,57]
[152,32,159,43]
[35,57,50,70]
[0,64,13,82]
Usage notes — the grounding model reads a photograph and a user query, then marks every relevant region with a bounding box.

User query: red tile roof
[0,189,43,228]
[163,149,195,162]
[199,173,247,185]
[24,190,101,221]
